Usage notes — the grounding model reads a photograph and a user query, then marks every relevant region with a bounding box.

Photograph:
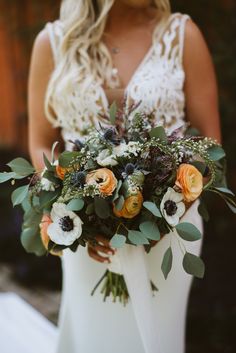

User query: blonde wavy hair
[45,0,171,125]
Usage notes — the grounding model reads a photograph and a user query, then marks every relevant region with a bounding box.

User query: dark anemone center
[164,200,177,216]
[59,216,74,232]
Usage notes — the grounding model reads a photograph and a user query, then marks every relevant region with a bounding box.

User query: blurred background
[0,0,235,352]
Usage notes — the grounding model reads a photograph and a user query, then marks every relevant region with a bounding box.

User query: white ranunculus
[47,203,83,246]
[160,187,185,227]
[96,149,118,166]
[41,177,55,192]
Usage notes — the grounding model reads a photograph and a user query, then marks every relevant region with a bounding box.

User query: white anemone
[160,187,185,227]
[47,203,83,246]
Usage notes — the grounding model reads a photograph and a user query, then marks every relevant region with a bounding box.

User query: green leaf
[198,201,209,222]
[7,158,35,176]
[207,145,226,161]
[128,230,149,245]
[0,172,21,183]
[21,227,46,256]
[66,198,84,211]
[149,126,168,143]
[143,201,161,217]
[85,203,94,215]
[213,187,235,197]
[43,153,55,172]
[94,197,110,219]
[109,101,117,125]
[114,195,125,211]
[161,247,173,279]
[182,252,205,278]
[39,190,59,210]
[59,151,79,167]
[139,221,160,240]
[176,222,202,241]
[191,161,207,175]
[42,170,58,183]
[11,185,29,206]
[110,233,126,248]
[112,179,122,201]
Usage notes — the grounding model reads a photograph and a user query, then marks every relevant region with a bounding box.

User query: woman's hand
[87,235,116,263]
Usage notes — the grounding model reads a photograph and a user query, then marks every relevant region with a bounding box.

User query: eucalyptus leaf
[43,153,55,172]
[7,158,35,176]
[161,247,173,279]
[114,195,125,211]
[59,151,79,167]
[11,185,29,207]
[109,101,117,125]
[66,198,84,211]
[21,227,46,256]
[182,252,205,278]
[176,222,202,241]
[39,190,59,210]
[94,197,110,219]
[143,201,161,217]
[0,172,26,182]
[110,233,126,248]
[112,179,122,201]
[139,221,160,240]
[207,145,226,161]
[149,126,168,143]
[191,161,207,175]
[128,230,149,245]
[85,203,94,215]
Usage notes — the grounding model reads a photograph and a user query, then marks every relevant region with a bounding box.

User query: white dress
[45,12,204,353]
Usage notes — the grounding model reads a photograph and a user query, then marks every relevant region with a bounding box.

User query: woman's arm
[183,19,222,143]
[28,28,62,172]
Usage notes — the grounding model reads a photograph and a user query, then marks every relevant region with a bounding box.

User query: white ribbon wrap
[108,245,163,353]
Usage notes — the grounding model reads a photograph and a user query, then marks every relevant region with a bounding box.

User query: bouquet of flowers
[1,102,235,305]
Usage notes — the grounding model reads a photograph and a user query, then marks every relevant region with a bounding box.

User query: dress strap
[178,14,191,66]
[45,20,64,66]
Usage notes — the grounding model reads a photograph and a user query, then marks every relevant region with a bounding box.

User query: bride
[28,0,221,352]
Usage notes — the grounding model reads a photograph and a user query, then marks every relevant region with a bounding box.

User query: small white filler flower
[47,203,83,246]
[160,187,185,227]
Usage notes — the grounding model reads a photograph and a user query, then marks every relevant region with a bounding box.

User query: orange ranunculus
[40,214,62,256]
[56,165,74,180]
[175,164,203,202]
[113,191,143,219]
[86,168,117,196]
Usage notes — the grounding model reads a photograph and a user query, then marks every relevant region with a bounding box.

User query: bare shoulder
[184,18,210,57]
[30,26,54,71]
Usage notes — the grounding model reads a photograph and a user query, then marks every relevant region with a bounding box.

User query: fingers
[96,235,114,250]
[87,245,111,264]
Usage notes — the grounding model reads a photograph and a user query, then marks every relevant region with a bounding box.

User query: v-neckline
[101,13,174,108]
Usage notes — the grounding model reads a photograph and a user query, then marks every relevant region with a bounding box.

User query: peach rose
[113,191,143,219]
[86,168,117,196]
[175,164,203,202]
[40,214,62,256]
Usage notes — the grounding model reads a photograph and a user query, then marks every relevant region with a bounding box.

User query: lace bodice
[45,12,190,149]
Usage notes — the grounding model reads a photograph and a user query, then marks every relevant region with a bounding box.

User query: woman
[28,0,221,352]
